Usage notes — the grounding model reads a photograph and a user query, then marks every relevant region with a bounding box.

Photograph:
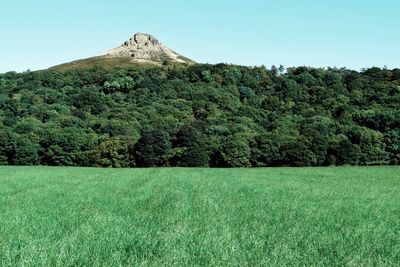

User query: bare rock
[100,33,194,64]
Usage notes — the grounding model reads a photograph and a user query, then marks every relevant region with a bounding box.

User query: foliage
[0,64,399,166]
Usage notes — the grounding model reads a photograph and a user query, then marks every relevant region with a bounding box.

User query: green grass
[0,167,399,266]
[48,55,193,71]
[48,56,159,71]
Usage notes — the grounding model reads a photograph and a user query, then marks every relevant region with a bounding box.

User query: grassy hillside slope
[0,167,399,266]
[49,56,160,71]
[49,55,194,71]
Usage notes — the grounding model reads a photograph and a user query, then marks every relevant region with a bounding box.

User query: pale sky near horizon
[1,0,399,73]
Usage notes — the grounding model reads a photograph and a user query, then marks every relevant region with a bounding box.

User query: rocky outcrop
[100,33,194,64]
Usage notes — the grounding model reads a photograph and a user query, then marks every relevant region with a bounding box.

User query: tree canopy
[0,64,399,167]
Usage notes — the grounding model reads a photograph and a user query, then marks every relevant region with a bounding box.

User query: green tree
[10,134,39,165]
[216,135,251,167]
[94,138,132,167]
[0,127,10,164]
[134,129,171,167]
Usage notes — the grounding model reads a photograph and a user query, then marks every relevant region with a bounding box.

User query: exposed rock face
[100,33,194,64]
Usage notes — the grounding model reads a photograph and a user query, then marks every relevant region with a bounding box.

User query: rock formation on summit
[100,33,194,64]
[50,32,194,70]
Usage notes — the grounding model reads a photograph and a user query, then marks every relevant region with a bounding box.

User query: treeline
[0,64,399,167]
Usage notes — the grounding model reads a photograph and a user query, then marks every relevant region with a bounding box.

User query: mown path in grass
[0,167,399,266]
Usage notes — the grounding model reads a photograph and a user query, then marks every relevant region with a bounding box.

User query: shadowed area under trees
[0,64,399,167]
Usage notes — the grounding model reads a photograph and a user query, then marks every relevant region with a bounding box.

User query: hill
[50,33,195,71]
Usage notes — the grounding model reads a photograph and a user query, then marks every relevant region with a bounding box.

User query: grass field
[0,167,399,266]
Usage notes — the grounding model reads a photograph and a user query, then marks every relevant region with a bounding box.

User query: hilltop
[50,33,195,70]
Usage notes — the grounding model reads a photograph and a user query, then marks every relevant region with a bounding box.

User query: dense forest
[0,64,399,167]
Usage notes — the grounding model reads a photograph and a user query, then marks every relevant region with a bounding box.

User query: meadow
[0,166,399,266]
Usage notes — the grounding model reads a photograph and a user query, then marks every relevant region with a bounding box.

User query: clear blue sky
[1,0,399,73]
